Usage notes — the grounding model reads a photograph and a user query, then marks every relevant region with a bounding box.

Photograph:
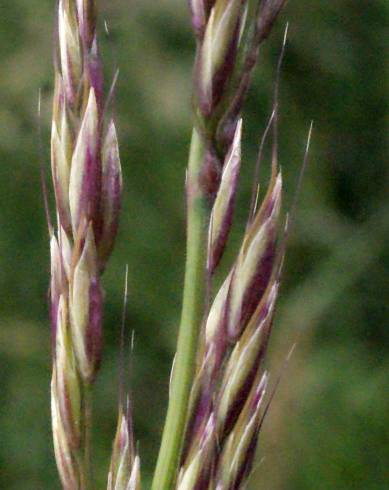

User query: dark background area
[0,1,388,488]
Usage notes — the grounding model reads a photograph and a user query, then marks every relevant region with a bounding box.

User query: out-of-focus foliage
[0,1,388,489]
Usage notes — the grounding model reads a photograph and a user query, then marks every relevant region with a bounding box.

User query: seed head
[50,1,123,486]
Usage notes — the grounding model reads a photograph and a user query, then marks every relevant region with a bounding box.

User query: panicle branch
[153,3,286,486]
[179,161,284,489]
[49,1,123,487]
[174,2,288,488]
[189,0,286,274]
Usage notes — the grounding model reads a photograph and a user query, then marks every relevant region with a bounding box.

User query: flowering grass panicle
[47,1,292,489]
[152,2,288,489]
[48,1,138,488]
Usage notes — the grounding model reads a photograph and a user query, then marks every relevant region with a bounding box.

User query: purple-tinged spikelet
[58,0,82,106]
[68,89,100,236]
[227,171,282,339]
[108,400,141,490]
[216,373,268,489]
[70,224,103,382]
[99,120,123,269]
[177,414,216,490]
[217,282,277,437]
[208,119,242,273]
[54,295,82,448]
[196,0,244,117]
[51,369,82,490]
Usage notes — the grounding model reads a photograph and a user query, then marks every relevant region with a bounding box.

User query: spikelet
[177,414,216,490]
[216,373,268,489]
[208,119,242,273]
[108,400,141,490]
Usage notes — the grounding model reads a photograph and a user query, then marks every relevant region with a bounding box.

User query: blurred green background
[0,1,388,488]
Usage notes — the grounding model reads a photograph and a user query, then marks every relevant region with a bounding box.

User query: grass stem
[151,129,209,490]
[83,383,93,490]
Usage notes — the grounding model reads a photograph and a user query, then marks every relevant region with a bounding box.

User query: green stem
[151,129,209,490]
